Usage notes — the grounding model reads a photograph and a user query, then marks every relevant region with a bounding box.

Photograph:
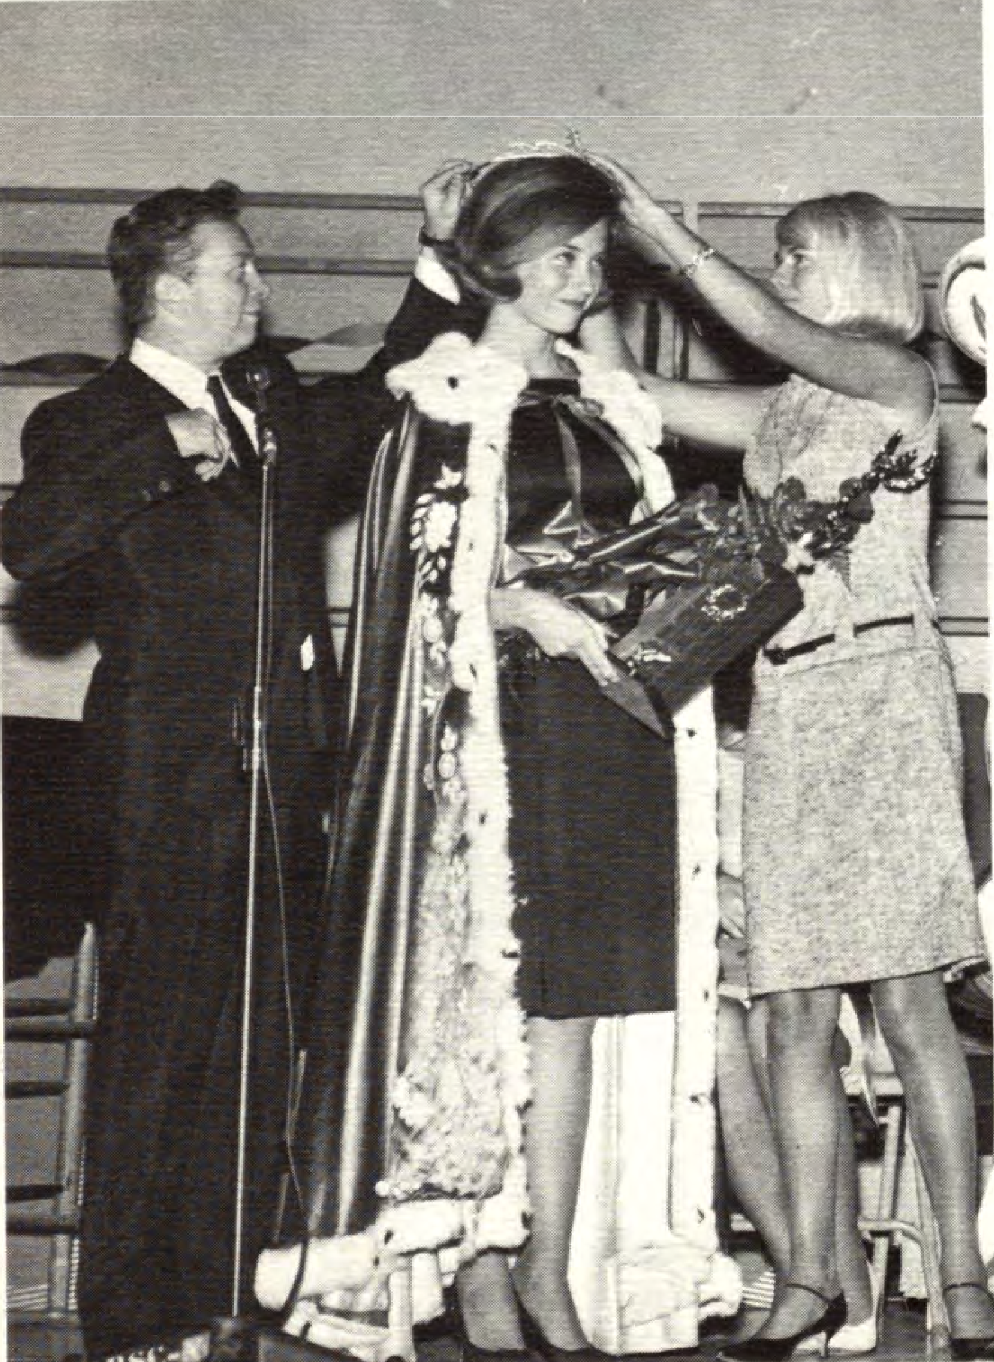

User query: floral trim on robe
[256,333,739,1358]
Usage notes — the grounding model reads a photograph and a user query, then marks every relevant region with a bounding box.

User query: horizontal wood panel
[946,634,991,696]
[696,204,984,278]
[255,271,409,346]
[0,269,414,367]
[0,199,424,262]
[682,288,985,396]
[936,403,988,504]
[1,270,123,364]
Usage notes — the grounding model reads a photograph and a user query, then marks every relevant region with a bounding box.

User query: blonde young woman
[581,155,993,1361]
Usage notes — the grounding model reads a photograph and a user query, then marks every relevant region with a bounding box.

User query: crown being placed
[469,129,586,181]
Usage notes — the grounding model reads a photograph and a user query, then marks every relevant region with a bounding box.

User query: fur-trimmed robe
[257,334,740,1358]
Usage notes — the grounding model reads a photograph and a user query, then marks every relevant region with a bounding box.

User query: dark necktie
[206,373,259,486]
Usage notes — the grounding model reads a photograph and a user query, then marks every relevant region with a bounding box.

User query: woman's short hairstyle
[776,192,924,343]
[446,155,619,304]
[107,181,242,332]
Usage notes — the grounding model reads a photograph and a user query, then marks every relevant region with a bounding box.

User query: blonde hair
[776,192,924,343]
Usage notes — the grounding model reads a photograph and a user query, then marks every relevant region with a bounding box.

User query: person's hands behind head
[420,161,474,243]
[166,409,235,481]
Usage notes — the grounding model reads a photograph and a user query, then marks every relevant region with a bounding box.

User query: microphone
[245,363,277,465]
[245,362,271,414]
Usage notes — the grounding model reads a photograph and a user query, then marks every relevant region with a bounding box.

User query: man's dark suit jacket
[1,340,398,1355]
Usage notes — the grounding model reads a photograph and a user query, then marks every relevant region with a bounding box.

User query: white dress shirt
[130,337,258,452]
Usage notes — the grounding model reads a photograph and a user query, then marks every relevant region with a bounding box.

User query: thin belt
[763,614,919,666]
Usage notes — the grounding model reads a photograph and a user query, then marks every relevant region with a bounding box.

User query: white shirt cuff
[414,248,461,304]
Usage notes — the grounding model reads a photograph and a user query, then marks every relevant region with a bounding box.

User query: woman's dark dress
[501,379,677,1018]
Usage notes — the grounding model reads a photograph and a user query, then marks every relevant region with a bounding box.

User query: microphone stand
[232,364,277,1317]
[212,370,332,1362]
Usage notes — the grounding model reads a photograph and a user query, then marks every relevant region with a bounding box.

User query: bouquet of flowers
[507,432,924,727]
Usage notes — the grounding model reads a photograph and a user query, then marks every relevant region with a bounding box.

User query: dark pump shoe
[944,1283,994,1360]
[717,1283,847,1361]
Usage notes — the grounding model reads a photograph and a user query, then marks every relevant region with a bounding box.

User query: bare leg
[872,970,994,1341]
[718,996,872,1326]
[716,996,790,1277]
[829,1055,874,1327]
[752,986,844,1340]
[456,1252,525,1351]
[511,1014,596,1350]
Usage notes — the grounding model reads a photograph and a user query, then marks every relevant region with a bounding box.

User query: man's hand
[166,409,233,482]
[420,161,473,243]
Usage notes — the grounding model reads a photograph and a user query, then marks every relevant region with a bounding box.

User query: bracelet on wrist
[418,226,450,250]
[680,245,716,279]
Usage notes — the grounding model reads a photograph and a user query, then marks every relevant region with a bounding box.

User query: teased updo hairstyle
[107,180,242,333]
[776,192,924,343]
[445,155,619,304]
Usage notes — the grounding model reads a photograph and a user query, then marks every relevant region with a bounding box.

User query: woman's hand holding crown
[583,151,674,257]
[420,161,473,243]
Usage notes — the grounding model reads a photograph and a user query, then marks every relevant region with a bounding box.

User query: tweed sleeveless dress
[741,375,985,995]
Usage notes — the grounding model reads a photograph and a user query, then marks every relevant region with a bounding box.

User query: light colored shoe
[795,1269,881,1356]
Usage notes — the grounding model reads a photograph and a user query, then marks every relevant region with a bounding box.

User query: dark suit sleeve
[2,389,194,581]
[299,276,486,520]
[377,276,483,370]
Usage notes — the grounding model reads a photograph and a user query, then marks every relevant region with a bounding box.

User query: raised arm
[588,154,933,434]
[300,165,487,517]
[579,300,773,452]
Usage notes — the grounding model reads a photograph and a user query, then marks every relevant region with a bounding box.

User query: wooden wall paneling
[1,270,123,367]
[0,188,423,259]
[260,271,409,367]
[931,503,989,630]
[936,399,987,505]
[0,378,98,719]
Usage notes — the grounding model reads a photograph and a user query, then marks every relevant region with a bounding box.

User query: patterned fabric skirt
[743,642,985,995]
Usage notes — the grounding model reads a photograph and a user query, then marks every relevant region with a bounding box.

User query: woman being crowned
[256,151,738,1359]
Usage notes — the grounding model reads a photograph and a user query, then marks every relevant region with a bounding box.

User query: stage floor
[3,1301,942,1362]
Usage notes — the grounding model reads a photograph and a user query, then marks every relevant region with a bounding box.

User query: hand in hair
[420,161,474,243]
[582,151,670,253]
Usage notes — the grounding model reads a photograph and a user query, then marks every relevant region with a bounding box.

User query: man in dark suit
[1,182,399,1361]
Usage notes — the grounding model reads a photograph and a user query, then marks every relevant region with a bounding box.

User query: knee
[765,989,839,1058]
[872,973,955,1067]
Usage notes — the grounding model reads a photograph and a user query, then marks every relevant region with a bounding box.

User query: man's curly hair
[107,180,242,333]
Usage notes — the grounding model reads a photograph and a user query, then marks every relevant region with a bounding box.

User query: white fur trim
[672,686,741,1317]
[254,1232,378,1311]
[557,340,673,513]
